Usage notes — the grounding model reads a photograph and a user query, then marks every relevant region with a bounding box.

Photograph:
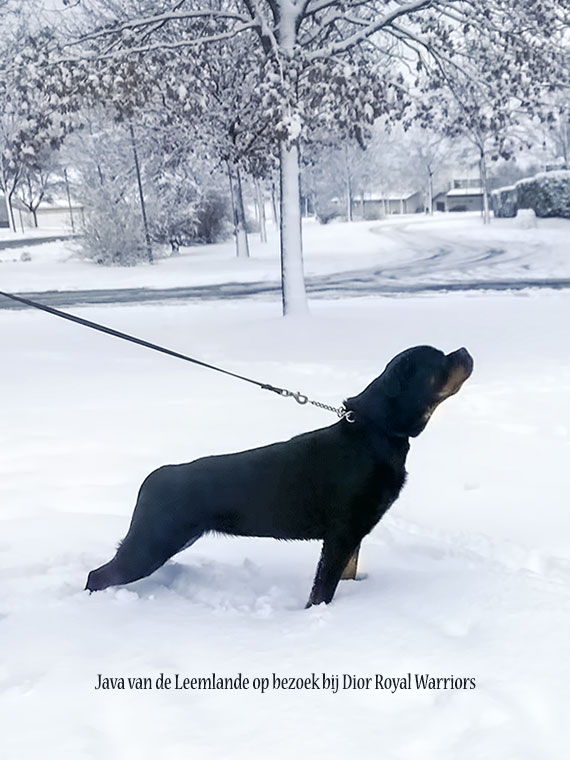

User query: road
[1,273,570,310]
[0,233,73,250]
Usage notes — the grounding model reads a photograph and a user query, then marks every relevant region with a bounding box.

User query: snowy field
[1,212,570,294]
[1,217,570,759]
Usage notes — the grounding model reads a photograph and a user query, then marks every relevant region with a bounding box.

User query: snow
[517,169,570,186]
[2,216,570,758]
[361,190,416,200]
[516,208,537,229]
[1,212,570,294]
[446,187,484,196]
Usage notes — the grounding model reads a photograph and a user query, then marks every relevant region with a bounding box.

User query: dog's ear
[381,361,406,399]
[343,366,405,431]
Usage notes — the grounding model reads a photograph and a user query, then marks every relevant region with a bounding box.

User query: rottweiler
[86,345,473,606]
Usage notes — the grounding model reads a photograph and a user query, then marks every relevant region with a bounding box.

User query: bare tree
[16,150,62,227]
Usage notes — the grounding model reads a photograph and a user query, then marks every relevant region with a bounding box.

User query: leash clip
[339,405,355,423]
[278,389,308,405]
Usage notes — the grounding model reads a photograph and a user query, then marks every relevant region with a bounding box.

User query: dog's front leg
[306,534,363,608]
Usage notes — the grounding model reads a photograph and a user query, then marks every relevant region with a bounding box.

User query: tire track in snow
[2,277,570,311]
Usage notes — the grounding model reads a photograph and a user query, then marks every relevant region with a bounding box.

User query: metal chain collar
[277,389,355,423]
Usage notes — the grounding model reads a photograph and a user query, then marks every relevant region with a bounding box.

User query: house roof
[1,195,83,211]
[361,190,419,201]
[38,198,83,210]
[446,187,484,197]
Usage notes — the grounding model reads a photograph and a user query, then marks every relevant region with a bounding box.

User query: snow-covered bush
[79,192,149,266]
[492,171,570,219]
[315,200,344,224]
[147,191,199,254]
[149,189,231,251]
[515,171,570,218]
[491,186,517,218]
[194,191,231,244]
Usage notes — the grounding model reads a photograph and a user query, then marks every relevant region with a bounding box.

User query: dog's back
[131,421,407,541]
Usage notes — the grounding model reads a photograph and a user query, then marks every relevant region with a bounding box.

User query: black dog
[86,345,473,606]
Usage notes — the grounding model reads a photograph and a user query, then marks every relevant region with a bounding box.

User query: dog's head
[345,346,473,438]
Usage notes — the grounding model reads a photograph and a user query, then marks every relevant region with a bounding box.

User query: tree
[423,82,527,223]
[16,148,62,227]
[301,139,364,223]
[401,128,450,214]
[543,95,570,169]
[62,117,154,264]
[1,19,70,232]
[24,0,570,306]
[156,34,275,259]
[409,4,569,222]
[142,128,231,251]
[34,1,410,312]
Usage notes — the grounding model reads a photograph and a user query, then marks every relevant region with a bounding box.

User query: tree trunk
[279,139,308,316]
[479,150,491,225]
[64,168,76,233]
[235,168,250,258]
[277,5,308,315]
[31,207,38,228]
[271,180,279,226]
[227,161,250,258]
[427,169,434,215]
[344,146,353,221]
[5,189,16,233]
[255,178,267,243]
[253,187,259,224]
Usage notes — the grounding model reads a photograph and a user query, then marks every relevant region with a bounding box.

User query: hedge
[492,170,570,219]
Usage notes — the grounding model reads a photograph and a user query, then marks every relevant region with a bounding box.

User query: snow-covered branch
[63,9,255,49]
[305,0,434,60]
[56,23,259,64]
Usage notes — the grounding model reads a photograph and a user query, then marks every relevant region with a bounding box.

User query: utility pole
[129,123,153,263]
[63,169,75,233]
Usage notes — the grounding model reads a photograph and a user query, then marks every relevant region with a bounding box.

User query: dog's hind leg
[340,543,361,581]
[306,533,364,607]
[85,530,202,592]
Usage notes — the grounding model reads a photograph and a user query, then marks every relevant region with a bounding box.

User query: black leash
[0,290,353,420]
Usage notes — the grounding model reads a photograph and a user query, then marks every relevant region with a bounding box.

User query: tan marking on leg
[341,545,361,580]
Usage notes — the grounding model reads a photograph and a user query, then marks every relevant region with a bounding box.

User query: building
[0,195,83,232]
[433,179,485,213]
[0,196,31,230]
[352,190,423,219]
[27,199,84,231]
[0,196,9,228]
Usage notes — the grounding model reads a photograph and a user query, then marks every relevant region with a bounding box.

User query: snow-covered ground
[2,217,570,758]
[1,212,569,294]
